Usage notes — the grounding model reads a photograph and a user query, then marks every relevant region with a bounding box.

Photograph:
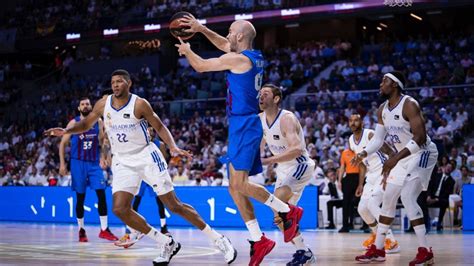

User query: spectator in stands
[323,168,343,229]
[427,162,455,231]
[346,84,362,102]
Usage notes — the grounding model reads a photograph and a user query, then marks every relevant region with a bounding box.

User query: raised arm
[175,38,250,73]
[180,15,231,53]
[44,98,106,137]
[58,119,74,176]
[261,113,303,165]
[136,98,192,159]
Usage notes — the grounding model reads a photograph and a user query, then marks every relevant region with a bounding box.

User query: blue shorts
[220,114,262,176]
[136,181,156,197]
[70,158,106,194]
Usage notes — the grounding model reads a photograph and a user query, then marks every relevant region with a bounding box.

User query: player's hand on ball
[44,128,66,137]
[170,147,193,159]
[175,37,191,56]
[180,14,204,33]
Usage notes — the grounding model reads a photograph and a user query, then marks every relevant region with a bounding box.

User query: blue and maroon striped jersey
[70,116,101,162]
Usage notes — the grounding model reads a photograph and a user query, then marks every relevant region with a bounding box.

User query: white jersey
[260,109,311,168]
[103,94,150,156]
[382,95,431,152]
[349,129,386,176]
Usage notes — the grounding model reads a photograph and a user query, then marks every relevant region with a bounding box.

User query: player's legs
[132,195,142,211]
[155,196,168,234]
[159,190,207,229]
[71,159,89,241]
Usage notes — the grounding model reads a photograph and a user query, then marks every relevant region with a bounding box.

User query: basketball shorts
[70,158,106,194]
[220,114,263,176]
[275,159,315,205]
[136,181,156,197]
[111,142,173,196]
[361,169,384,200]
[387,142,438,191]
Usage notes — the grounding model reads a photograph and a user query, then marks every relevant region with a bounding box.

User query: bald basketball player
[175,17,304,266]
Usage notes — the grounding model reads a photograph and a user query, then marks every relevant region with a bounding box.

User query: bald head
[231,20,256,42]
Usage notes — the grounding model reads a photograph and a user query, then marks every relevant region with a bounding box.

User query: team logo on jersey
[123,113,130,119]
[394,115,400,120]
[382,113,386,120]
[79,134,85,140]
[273,135,280,140]
[106,113,111,120]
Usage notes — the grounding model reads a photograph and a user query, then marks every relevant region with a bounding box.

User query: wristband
[405,139,421,154]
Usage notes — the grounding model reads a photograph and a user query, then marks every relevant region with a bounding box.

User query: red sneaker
[79,228,88,242]
[409,247,434,266]
[249,234,276,266]
[355,244,386,263]
[99,227,119,241]
[280,205,303,243]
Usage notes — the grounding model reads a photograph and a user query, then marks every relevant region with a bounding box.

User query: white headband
[384,73,404,90]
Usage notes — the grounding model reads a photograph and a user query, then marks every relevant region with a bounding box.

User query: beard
[379,92,390,101]
[80,109,91,117]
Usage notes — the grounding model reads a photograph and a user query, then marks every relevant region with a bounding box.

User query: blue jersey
[70,116,101,162]
[226,50,264,116]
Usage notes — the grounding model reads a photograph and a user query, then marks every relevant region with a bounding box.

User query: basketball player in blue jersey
[177,17,303,265]
[46,69,236,265]
[58,97,118,242]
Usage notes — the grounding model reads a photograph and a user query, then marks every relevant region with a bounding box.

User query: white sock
[264,194,290,213]
[386,229,395,241]
[99,216,108,231]
[292,234,308,251]
[146,227,171,244]
[413,224,428,248]
[375,223,390,249]
[160,218,167,227]
[77,218,84,229]
[245,219,263,242]
[369,224,378,234]
[201,224,222,241]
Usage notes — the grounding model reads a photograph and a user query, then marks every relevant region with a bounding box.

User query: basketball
[169,11,195,41]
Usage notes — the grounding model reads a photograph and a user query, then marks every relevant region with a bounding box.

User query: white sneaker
[114,232,145,248]
[214,235,237,264]
[153,239,181,265]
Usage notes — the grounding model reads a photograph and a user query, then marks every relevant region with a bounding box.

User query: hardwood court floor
[0,222,472,265]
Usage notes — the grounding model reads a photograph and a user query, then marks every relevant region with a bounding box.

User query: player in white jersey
[258,84,316,266]
[354,71,438,265]
[348,113,399,253]
[45,69,237,265]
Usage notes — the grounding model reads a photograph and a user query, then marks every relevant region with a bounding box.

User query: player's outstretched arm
[44,98,105,137]
[261,113,303,165]
[136,98,192,159]
[58,119,74,176]
[180,15,231,53]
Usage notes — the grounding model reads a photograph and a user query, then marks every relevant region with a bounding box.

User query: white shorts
[111,142,173,196]
[387,142,438,191]
[362,170,384,200]
[275,161,315,205]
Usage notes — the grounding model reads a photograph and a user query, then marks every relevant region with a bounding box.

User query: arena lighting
[281,9,300,16]
[410,13,423,21]
[144,24,161,31]
[363,26,367,30]
[234,14,253,20]
[377,26,382,31]
[103,28,119,36]
[379,23,388,28]
[66,33,80,40]
[197,19,207,25]
[333,3,358,11]
[285,23,300,28]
